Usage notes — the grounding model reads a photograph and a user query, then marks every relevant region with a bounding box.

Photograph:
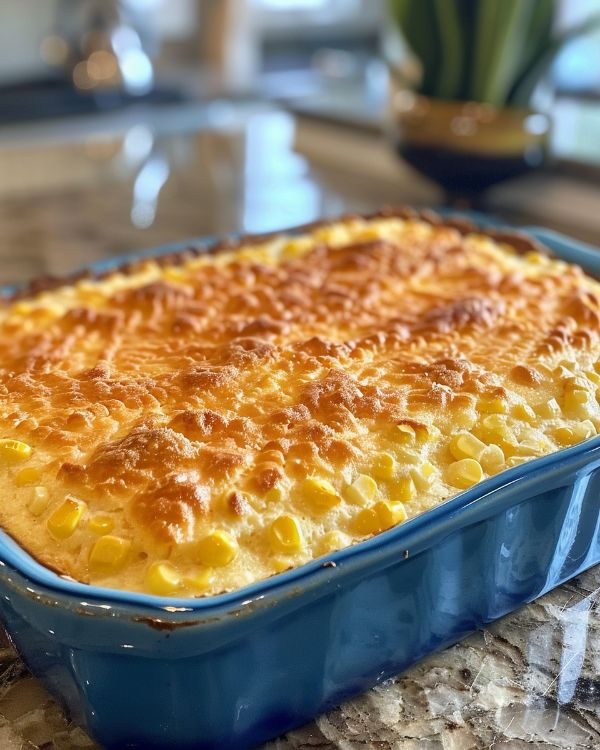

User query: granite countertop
[0,568,598,750]
[0,105,599,749]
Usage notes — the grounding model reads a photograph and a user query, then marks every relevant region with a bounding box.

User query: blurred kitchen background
[0,0,599,286]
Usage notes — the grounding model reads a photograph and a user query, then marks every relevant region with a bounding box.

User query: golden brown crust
[0,208,598,597]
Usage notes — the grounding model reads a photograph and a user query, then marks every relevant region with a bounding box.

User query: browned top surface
[0,211,599,596]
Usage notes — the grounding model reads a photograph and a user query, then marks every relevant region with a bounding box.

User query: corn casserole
[1,208,599,597]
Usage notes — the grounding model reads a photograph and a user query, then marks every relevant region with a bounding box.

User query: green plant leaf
[522,0,555,61]
[508,0,555,104]
[388,0,600,107]
[472,0,537,106]
[433,0,463,99]
[470,0,501,102]
[454,0,480,101]
[388,0,441,96]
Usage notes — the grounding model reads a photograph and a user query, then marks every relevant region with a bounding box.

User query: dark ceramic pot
[388,83,551,206]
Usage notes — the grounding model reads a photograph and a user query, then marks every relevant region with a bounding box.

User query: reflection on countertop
[1,102,599,289]
[0,104,423,288]
[0,104,599,749]
[0,105,304,285]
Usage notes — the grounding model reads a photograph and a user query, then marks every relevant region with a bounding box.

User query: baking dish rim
[1,215,599,617]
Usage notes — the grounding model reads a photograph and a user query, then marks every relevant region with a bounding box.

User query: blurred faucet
[198,0,259,93]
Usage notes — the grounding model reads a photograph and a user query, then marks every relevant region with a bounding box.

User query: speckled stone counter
[0,106,599,749]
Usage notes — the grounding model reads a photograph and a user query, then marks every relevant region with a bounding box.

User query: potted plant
[387,0,600,204]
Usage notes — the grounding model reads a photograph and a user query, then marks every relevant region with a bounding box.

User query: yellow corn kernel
[145,562,181,596]
[371,452,397,480]
[392,475,415,502]
[10,301,33,316]
[183,567,214,592]
[318,530,349,554]
[555,420,596,446]
[395,424,416,444]
[565,383,589,400]
[479,414,514,445]
[301,477,340,512]
[481,414,508,433]
[162,267,186,282]
[14,466,41,486]
[353,507,382,536]
[414,424,435,444]
[564,374,589,390]
[578,420,597,439]
[585,369,600,385]
[195,530,238,567]
[264,487,283,503]
[448,432,486,462]
[47,497,86,539]
[446,458,483,489]
[343,474,378,506]
[374,500,407,528]
[353,501,406,536]
[237,247,268,263]
[89,535,131,574]
[511,403,537,425]
[396,447,420,465]
[519,426,540,442]
[525,251,546,265]
[535,398,561,419]
[480,444,505,474]
[269,515,303,554]
[77,291,105,307]
[0,439,32,464]
[28,486,50,516]
[516,438,547,456]
[563,388,590,415]
[272,557,293,573]
[282,237,313,258]
[88,515,115,535]
[553,426,577,446]
[314,225,349,245]
[355,225,383,241]
[411,461,436,490]
[477,396,507,414]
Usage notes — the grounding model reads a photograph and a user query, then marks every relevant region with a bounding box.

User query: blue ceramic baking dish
[0,221,599,749]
